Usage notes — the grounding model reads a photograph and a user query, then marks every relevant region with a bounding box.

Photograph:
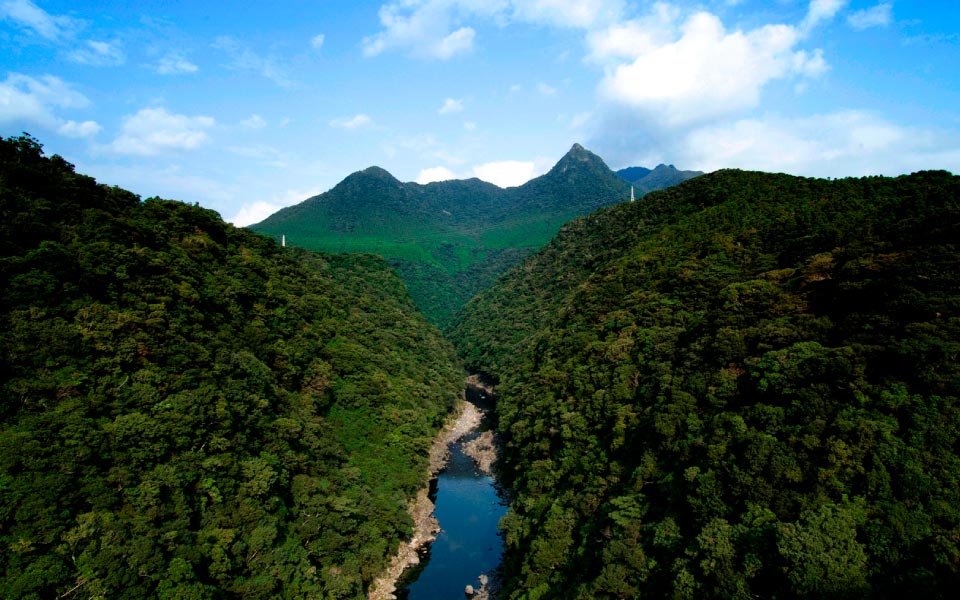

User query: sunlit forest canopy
[451,168,960,598]
[0,134,462,599]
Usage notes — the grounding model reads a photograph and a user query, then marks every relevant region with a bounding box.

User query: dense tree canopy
[0,135,463,599]
[450,168,960,598]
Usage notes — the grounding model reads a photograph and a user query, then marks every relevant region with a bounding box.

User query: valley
[250,144,700,328]
[1,133,958,599]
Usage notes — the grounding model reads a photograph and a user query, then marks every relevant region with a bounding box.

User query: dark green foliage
[251,144,633,327]
[450,169,960,598]
[0,135,463,599]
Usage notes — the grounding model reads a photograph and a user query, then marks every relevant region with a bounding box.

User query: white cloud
[416,165,459,183]
[329,114,373,129]
[510,0,625,29]
[439,97,464,114]
[68,39,126,66]
[595,10,830,128]
[362,0,625,59]
[848,2,892,30]
[110,107,215,156]
[436,27,475,58]
[537,82,557,96]
[230,201,286,228]
[154,52,198,74]
[229,187,321,227]
[586,4,681,62]
[0,72,89,128]
[802,0,847,32]
[58,119,101,138]
[672,111,959,177]
[464,120,477,131]
[472,160,543,187]
[213,36,293,87]
[362,1,482,59]
[0,0,81,41]
[311,33,326,49]
[241,114,267,129]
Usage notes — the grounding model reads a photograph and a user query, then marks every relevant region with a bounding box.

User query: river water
[398,389,506,598]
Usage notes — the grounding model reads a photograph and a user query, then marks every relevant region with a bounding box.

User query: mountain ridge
[252,143,640,326]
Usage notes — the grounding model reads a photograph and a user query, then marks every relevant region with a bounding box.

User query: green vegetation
[0,135,463,599]
[9,130,957,599]
[450,169,960,598]
[252,144,633,327]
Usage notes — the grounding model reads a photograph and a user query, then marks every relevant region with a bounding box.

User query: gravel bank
[368,398,484,600]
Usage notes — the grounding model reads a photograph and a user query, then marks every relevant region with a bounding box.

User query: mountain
[617,163,704,194]
[450,169,960,598]
[251,144,633,327]
[615,165,651,182]
[0,135,463,599]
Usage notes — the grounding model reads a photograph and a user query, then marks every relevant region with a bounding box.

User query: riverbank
[368,397,484,600]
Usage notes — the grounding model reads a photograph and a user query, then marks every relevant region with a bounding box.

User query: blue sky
[2,1,958,225]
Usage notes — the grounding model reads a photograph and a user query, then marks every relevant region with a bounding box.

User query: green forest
[450,169,960,598]
[4,131,960,600]
[0,135,463,599]
[251,144,634,327]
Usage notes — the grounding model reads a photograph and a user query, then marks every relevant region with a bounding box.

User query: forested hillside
[0,135,463,599]
[450,169,960,598]
[252,144,632,327]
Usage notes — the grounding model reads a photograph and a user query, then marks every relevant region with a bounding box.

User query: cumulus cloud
[472,160,543,187]
[620,110,958,178]
[68,39,126,66]
[0,72,90,130]
[415,158,549,187]
[230,187,322,227]
[439,97,464,114]
[0,0,82,41]
[58,119,101,138]
[848,2,892,30]
[154,52,198,74]
[230,201,285,228]
[110,107,215,156]
[362,0,625,59]
[311,33,326,49]
[416,165,459,183]
[362,1,482,59]
[802,0,848,32]
[329,114,373,129]
[594,9,832,128]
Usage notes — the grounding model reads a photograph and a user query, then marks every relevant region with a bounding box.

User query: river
[368,378,505,600]
[397,433,507,598]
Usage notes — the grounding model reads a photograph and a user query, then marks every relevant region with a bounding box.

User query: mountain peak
[552,143,608,173]
[357,165,400,181]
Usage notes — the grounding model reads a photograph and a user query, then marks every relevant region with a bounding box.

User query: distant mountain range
[617,163,703,195]
[252,144,701,326]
